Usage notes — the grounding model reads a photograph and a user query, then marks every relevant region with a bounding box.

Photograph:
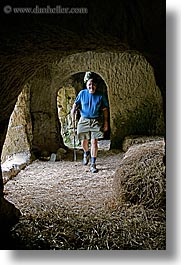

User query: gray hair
[84,72,96,83]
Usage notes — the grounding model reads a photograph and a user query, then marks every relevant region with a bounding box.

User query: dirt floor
[3,149,127,249]
[2,139,166,250]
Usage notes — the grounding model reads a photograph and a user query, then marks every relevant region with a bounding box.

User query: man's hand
[103,121,109,132]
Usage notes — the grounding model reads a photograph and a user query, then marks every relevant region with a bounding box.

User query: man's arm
[103,108,109,132]
[71,103,77,122]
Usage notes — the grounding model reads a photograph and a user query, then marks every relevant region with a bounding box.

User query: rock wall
[30,68,65,157]
[57,85,77,147]
[52,51,165,148]
[1,85,32,163]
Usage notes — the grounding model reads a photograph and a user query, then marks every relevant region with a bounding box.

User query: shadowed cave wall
[0,0,165,225]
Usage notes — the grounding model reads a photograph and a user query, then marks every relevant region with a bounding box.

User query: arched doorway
[57,72,110,150]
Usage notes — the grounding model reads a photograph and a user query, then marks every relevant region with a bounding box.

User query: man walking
[71,72,109,173]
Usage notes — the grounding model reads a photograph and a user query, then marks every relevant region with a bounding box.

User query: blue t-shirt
[75,89,109,118]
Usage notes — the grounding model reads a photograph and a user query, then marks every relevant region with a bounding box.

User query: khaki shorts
[77,117,104,140]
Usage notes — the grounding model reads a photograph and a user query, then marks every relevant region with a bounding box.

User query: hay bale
[114,204,166,249]
[113,140,166,209]
[122,135,164,152]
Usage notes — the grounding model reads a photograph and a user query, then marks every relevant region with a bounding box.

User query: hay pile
[113,139,166,208]
[7,203,165,250]
[112,138,166,250]
[122,135,164,152]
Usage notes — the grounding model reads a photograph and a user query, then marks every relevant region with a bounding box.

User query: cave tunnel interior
[0,0,166,244]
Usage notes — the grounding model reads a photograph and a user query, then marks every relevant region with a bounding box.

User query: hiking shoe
[82,154,90,165]
[90,163,98,173]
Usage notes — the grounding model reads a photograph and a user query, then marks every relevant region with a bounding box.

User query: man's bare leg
[82,139,89,152]
[82,139,90,165]
[91,138,98,159]
[90,138,98,173]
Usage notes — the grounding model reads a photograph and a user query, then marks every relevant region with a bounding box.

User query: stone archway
[56,72,110,148]
[52,50,165,148]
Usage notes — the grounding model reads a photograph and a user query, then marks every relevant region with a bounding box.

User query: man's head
[86,78,97,94]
